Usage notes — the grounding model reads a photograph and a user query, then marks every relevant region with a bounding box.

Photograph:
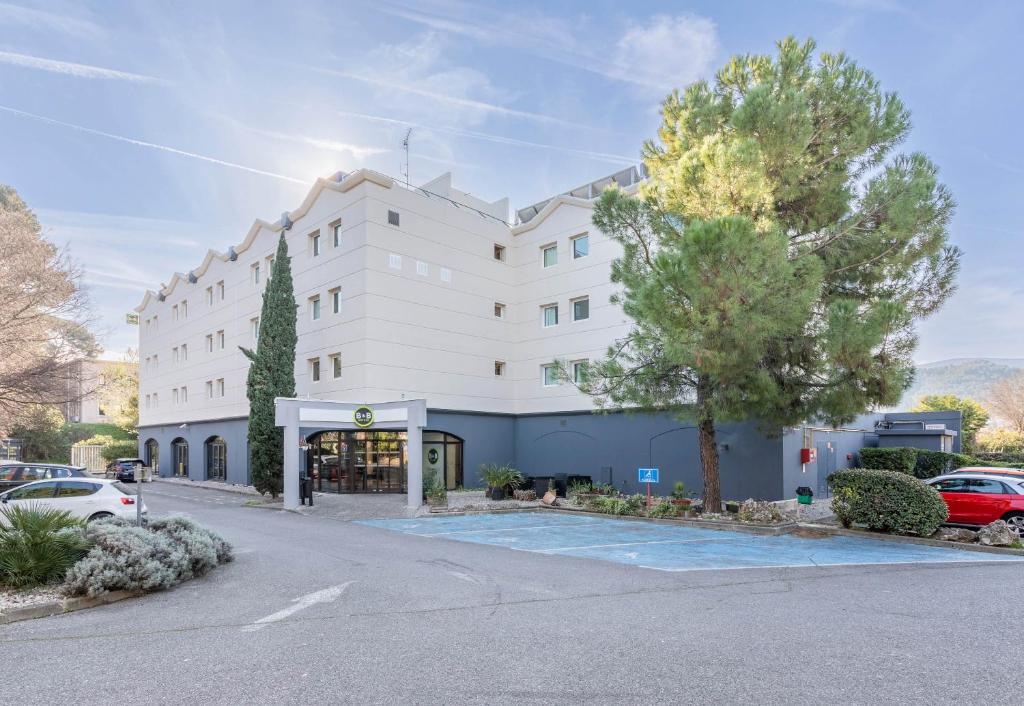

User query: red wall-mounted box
[800,447,817,463]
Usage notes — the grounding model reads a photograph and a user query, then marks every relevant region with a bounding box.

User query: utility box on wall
[800,447,817,464]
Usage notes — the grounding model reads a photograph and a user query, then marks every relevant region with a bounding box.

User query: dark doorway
[171,438,188,478]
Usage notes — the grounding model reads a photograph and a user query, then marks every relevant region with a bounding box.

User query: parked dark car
[105,458,147,482]
[0,461,92,491]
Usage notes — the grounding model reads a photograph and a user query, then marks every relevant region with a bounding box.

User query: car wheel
[1003,512,1024,536]
[87,511,114,523]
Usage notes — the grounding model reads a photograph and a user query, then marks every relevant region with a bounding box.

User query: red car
[928,473,1024,534]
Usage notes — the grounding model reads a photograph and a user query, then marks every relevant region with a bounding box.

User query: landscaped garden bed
[0,507,233,623]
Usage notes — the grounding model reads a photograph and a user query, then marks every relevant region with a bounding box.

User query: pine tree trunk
[696,376,722,513]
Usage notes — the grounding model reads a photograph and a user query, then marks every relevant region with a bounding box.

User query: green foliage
[828,468,948,536]
[423,470,446,502]
[567,480,593,497]
[976,429,1024,455]
[7,406,68,462]
[588,494,646,516]
[0,505,90,588]
[66,423,133,443]
[478,463,522,491]
[858,447,918,474]
[240,234,297,498]
[671,481,687,500]
[63,515,232,597]
[578,37,959,513]
[648,499,681,518]
[100,439,140,462]
[912,395,989,453]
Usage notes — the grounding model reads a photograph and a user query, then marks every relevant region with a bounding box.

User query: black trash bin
[531,475,554,496]
[553,473,568,498]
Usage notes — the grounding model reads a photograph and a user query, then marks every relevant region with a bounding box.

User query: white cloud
[613,15,719,93]
[246,127,389,161]
[0,50,159,83]
[0,2,102,38]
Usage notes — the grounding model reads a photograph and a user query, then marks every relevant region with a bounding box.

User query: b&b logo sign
[353,406,374,428]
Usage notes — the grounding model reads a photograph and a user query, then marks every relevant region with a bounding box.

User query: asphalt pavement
[3,482,1022,705]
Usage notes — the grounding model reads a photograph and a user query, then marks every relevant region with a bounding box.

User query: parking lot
[361,511,1024,572]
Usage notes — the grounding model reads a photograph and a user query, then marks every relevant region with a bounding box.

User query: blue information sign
[638,467,660,484]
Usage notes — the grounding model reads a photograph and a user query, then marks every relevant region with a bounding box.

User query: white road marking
[637,558,1024,572]
[527,536,749,554]
[242,582,354,632]
[446,570,483,585]
[412,522,598,537]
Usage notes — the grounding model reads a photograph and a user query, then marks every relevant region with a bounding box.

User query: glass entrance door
[307,431,407,493]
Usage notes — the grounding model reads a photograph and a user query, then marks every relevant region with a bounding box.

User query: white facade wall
[136,169,633,427]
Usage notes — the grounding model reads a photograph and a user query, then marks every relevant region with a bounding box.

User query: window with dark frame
[388,210,400,226]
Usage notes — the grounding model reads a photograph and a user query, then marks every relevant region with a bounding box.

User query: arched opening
[171,437,188,478]
[205,436,226,482]
[144,438,159,470]
[423,431,463,490]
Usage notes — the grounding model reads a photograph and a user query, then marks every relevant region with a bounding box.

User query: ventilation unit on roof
[227,247,238,261]
[188,272,198,284]
[280,212,293,230]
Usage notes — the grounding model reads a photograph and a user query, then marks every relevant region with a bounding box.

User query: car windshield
[112,482,137,496]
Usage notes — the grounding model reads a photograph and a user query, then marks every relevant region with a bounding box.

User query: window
[309,358,321,382]
[145,394,151,409]
[152,354,158,370]
[181,386,187,403]
[494,361,505,376]
[965,478,1011,494]
[206,287,213,305]
[330,354,341,379]
[310,295,321,321]
[250,317,260,341]
[57,481,101,497]
[152,393,158,407]
[416,260,429,276]
[932,478,969,492]
[181,343,188,361]
[266,255,275,271]
[542,365,559,387]
[172,304,179,321]
[572,360,589,385]
[217,330,225,349]
[181,300,187,318]
[251,263,261,286]
[309,230,321,256]
[205,437,227,482]
[330,288,341,314]
[494,303,506,318]
[145,318,150,332]
[153,315,158,330]
[206,334,214,353]
[572,234,589,259]
[172,346,179,364]
[217,378,225,397]
[206,381,214,399]
[172,388,179,405]
[493,244,506,261]
[440,267,451,283]
[572,296,590,322]
[542,244,557,268]
[216,281,225,300]
[331,220,342,247]
[387,209,400,226]
[388,253,402,269]
[542,304,558,327]
[9,482,57,500]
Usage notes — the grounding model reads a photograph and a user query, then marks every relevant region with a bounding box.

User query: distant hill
[898,358,1024,409]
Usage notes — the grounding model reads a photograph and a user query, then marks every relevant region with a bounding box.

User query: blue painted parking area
[360,512,1024,572]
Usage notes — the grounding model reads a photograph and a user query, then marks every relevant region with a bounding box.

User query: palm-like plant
[0,503,91,588]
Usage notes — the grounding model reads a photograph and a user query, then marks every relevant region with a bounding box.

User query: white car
[0,478,147,523]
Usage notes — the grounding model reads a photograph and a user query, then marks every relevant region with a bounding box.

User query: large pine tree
[580,38,960,511]
[241,233,297,497]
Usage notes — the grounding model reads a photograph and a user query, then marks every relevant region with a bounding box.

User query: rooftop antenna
[401,128,412,186]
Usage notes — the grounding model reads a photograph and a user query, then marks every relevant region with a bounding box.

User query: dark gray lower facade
[138,408,962,502]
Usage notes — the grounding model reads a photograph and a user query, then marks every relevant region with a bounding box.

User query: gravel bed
[441,490,541,512]
[0,585,64,614]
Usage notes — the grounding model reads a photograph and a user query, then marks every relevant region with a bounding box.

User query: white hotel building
[136,167,890,507]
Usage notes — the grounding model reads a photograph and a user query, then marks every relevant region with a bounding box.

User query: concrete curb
[0,590,144,625]
[151,477,260,497]
[797,523,1024,556]
[538,504,800,536]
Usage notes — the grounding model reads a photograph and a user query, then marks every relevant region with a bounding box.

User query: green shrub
[588,494,645,516]
[0,505,91,588]
[858,447,918,474]
[478,463,523,491]
[64,516,233,597]
[828,468,948,536]
[647,500,680,518]
[100,440,141,463]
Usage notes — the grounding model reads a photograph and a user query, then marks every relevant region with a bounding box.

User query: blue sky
[1,0,1021,363]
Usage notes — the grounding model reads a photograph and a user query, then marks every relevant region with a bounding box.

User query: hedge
[858,447,917,474]
[828,468,948,536]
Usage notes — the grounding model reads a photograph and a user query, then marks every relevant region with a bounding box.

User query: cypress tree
[240,233,297,497]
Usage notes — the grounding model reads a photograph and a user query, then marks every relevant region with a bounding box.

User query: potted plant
[423,470,447,508]
[479,463,522,501]
[670,482,691,509]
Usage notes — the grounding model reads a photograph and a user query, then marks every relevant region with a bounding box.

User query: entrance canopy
[274,398,427,510]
